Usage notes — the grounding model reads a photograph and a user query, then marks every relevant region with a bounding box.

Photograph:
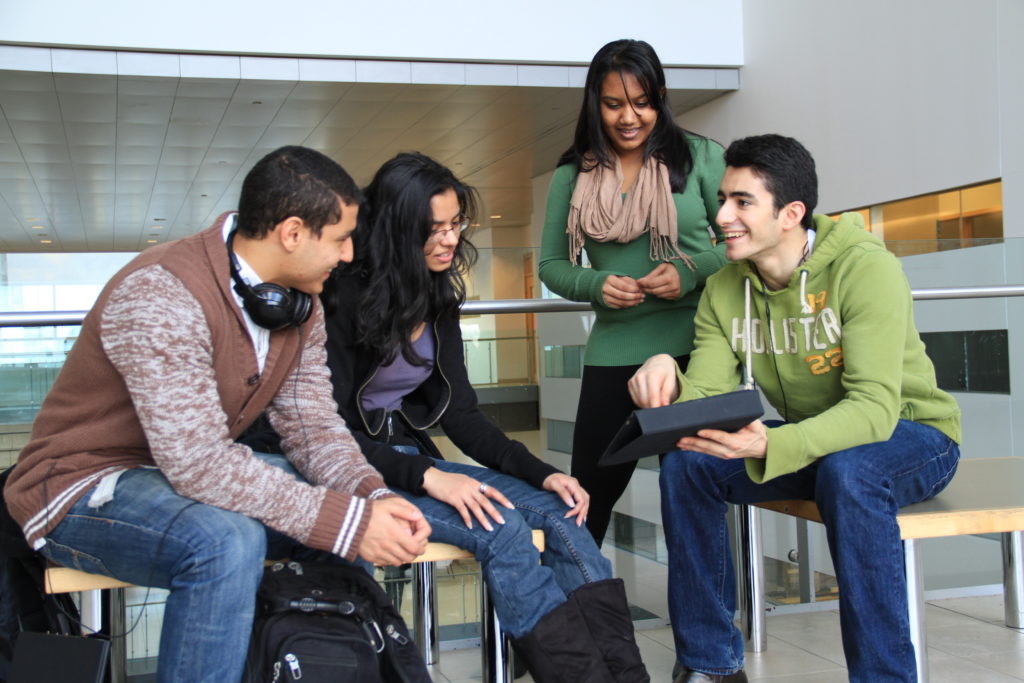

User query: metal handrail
[0,284,1022,327]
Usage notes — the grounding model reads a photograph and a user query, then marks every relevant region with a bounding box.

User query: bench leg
[479,579,513,683]
[738,504,767,652]
[79,588,128,683]
[904,539,928,682]
[107,587,128,683]
[1002,530,1024,629]
[412,562,440,666]
[79,588,104,635]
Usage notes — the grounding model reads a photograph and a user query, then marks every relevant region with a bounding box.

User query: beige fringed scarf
[567,155,696,269]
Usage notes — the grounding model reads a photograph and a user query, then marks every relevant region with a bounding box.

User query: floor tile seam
[755,634,848,668]
[635,630,677,653]
[957,653,1024,681]
[749,673,848,682]
[926,599,1008,623]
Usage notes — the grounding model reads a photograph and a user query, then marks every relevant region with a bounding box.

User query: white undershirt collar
[222,213,270,372]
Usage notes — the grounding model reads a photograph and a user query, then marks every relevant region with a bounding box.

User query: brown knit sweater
[4,216,391,561]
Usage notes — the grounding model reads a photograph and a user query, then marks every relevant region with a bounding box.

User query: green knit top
[538,134,727,366]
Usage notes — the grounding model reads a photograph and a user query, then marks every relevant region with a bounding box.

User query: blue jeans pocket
[41,536,114,577]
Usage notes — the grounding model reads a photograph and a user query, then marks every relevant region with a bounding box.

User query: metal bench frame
[735,457,1024,682]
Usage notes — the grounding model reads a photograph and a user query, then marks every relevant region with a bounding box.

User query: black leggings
[571,355,689,546]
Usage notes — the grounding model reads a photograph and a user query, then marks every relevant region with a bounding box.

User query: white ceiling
[0,69,730,252]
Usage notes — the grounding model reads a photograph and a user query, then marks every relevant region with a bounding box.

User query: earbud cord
[42,461,198,639]
[294,325,312,453]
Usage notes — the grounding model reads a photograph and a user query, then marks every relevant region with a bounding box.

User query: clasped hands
[628,353,767,460]
[602,262,680,309]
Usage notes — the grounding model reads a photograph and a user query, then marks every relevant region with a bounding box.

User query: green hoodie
[675,212,961,483]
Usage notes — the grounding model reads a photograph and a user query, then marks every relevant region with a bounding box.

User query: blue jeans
[660,420,959,682]
[394,457,612,638]
[39,453,348,683]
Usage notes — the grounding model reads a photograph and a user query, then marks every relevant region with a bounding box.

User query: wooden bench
[45,530,544,683]
[737,456,1024,682]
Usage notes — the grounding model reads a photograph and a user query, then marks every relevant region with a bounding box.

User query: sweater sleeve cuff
[306,489,372,562]
[749,426,810,484]
[354,474,392,499]
[673,261,699,298]
[525,461,561,490]
[592,273,609,308]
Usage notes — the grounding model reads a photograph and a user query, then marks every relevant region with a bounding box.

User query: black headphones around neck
[227,229,312,331]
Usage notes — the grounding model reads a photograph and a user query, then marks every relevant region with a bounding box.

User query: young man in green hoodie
[628,134,961,683]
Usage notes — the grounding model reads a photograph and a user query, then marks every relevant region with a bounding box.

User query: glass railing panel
[882,236,1004,257]
[541,344,584,379]
[462,335,536,386]
[2,240,1023,628]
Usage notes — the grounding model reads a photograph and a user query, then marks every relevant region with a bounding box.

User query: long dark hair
[335,152,479,365]
[558,39,695,193]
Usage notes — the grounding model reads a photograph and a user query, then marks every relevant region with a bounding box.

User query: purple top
[360,327,436,414]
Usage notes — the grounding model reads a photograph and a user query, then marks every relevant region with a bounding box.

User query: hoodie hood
[733,211,881,338]
[734,211,878,295]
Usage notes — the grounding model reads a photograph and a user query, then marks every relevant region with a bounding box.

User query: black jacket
[323,272,559,496]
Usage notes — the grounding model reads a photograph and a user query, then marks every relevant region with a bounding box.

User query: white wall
[679,0,1021,233]
[0,1,743,68]
[997,0,1024,238]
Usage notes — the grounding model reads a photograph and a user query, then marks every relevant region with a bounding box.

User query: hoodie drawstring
[799,269,812,315]
[743,278,754,390]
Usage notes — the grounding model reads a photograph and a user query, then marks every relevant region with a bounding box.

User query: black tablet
[598,389,764,467]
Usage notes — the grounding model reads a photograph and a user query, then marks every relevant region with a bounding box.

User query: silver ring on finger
[479,483,489,494]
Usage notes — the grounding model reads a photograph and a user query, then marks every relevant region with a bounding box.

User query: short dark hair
[724,134,818,229]
[236,146,362,238]
[559,39,696,193]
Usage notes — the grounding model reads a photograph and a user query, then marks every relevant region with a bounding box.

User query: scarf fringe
[650,233,697,271]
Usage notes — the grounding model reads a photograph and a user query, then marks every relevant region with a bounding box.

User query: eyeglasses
[427,215,470,243]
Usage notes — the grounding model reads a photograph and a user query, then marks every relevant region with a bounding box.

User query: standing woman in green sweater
[539,39,727,545]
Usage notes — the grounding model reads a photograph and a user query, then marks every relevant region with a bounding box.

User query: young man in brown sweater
[3,146,430,681]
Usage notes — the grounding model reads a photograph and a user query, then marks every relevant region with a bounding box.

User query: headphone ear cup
[226,228,311,331]
[291,290,313,326]
[245,283,311,331]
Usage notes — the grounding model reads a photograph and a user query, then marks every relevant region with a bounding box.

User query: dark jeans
[660,419,960,682]
[390,456,611,638]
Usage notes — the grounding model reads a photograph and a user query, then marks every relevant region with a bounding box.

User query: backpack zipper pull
[285,653,302,679]
[386,623,409,646]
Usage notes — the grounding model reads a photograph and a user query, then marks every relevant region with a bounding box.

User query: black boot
[512,597,616,683]
[569,579,650,682]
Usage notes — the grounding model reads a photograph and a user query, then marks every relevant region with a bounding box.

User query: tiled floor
[424,595,1024,682]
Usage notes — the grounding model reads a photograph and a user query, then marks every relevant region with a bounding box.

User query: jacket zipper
[359,319,453,442]
[355,364,384,437]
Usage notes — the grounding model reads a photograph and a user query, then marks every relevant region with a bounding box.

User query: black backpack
[1,467,83,683]
[244,560,429,683]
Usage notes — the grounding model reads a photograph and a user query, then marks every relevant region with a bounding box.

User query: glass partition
[830,180,1003,256]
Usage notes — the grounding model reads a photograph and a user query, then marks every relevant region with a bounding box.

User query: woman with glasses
[539,39,727,546]
[320,152,649,682]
